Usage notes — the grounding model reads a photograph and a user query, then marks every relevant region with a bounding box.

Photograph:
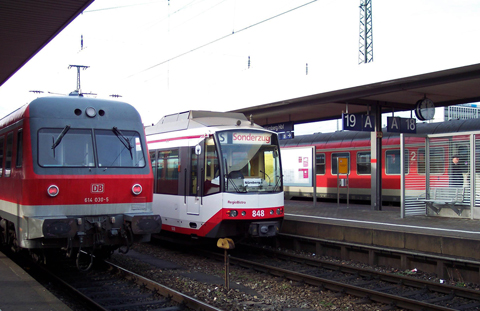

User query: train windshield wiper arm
[112,127,133,159]
[51,125,71,150]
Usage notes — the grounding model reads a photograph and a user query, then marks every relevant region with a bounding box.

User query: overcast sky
[1,0,480,133]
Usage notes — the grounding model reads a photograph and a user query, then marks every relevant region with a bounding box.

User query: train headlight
[132,184,142,195]
[270,210,274,215]
[241,211,246,216]
[227,210,238,217]
[276,207,283,215]
[85,107,96,118]
[47,185,59,197]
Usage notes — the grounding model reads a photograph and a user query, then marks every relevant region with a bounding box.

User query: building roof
[0,0,94,87]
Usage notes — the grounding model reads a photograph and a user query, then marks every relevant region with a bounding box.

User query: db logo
[91,184,105,193]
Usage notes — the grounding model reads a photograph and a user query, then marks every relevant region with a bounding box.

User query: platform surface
[283,199,480,260]
[0,251,72,311]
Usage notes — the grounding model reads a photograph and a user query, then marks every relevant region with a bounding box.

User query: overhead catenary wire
[128,0,318,78]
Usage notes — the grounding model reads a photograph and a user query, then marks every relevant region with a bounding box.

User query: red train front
[0,96,161,267]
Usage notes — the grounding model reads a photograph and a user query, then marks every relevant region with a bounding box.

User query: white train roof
[145,110,264,135]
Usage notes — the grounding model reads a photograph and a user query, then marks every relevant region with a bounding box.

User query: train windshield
[38,128,146,168]
[95,129,146,168]
[216,130,282,193]
[39,128,95,167]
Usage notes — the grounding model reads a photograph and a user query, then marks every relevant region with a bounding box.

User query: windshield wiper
[51,125,71,154]
[224,158,245,193]
[112,127,133,159]
[273,174,282,192]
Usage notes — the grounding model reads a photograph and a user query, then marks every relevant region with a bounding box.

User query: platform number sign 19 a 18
[342,113,375,132]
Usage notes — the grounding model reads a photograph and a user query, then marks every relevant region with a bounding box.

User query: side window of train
[316,153,325,175]
[150,151,157,192]
[331,152,350,175]
[16,130,23,168]
[385,149,410,175]
[5,132,13,177]
[156,149,179,195]
[0,136,4,177]
[417,147,444,175]
[357,152,371,175]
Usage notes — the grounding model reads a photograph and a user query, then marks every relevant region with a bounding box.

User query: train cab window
[16,130,23,168]
[96,129,145,167]
[316,153,325,175]
[190,148,198,196]
[217,130,282,193]
[204,137,220,195]
[0,136,4,177]
[331,152,350,175]
[417,147,445,174]
[385,149,410,175]
[156,149,179,195]
[357,152,371,175]
[5,132,13,177]
[39,128,95,167]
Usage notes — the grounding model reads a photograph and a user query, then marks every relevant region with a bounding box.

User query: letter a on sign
[391,117,399,130]
[364,115,373,130]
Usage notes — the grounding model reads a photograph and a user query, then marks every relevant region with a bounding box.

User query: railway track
[213,244,480,311]
[40,259,222,311]
[274,232,480,284]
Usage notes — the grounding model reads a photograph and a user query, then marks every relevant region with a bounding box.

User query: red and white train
[0,96,161,269]
[145,111,284,239]
[281,118,478,203]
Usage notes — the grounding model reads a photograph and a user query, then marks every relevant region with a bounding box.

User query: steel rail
[227,254,463,311]
[105,260,223,311]
[37,259,221,311]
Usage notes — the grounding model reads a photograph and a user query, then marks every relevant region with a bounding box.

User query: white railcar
[146,111,284,238]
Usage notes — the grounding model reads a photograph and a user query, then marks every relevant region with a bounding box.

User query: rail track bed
[37,258,221,311]
[221,243,480,311]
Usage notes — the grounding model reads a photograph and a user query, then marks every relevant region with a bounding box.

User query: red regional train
[281,118,479,203]
[145,111,284,239]
[0,96,162,269]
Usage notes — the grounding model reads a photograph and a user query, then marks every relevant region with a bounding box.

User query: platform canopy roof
[0,0,94,88]
[232,63,480,126]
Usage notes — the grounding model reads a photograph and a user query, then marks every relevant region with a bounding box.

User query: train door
[186,139,205,215]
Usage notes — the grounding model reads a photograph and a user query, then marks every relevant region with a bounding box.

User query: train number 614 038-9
[84,197,110,203]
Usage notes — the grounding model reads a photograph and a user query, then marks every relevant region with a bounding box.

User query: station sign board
[342,113,375,132]
[386,117,416,133]
[264,122,294,140]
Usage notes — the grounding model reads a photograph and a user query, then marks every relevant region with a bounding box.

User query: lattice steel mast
[358,0,373,64]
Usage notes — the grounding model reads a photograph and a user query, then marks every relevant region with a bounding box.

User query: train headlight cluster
[47,185,59,197]
[132,184,142,195]
[276,207,283,215]
[227,210,238,217]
